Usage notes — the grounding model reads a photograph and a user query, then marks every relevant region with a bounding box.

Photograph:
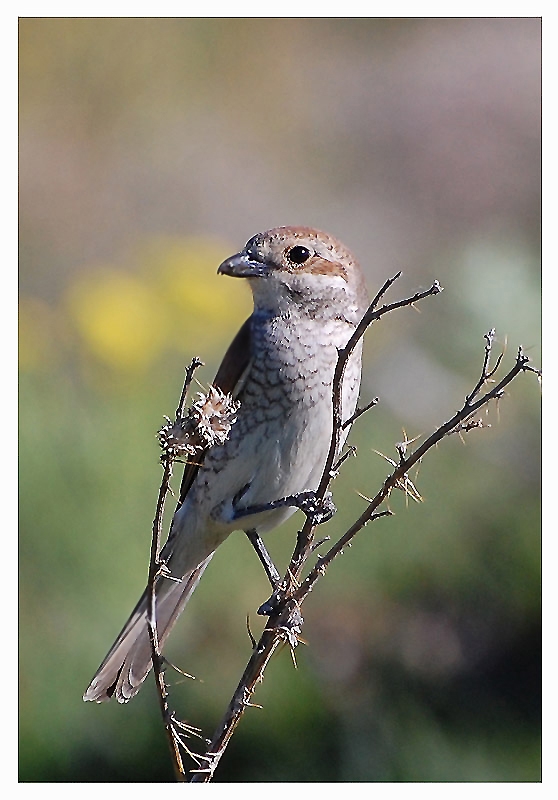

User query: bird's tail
[83,554,213,703]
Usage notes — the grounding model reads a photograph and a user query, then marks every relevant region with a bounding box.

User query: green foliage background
[19,18,541,782]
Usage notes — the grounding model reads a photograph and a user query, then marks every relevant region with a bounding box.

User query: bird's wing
[212,316,253,397]
[176,317,253,507]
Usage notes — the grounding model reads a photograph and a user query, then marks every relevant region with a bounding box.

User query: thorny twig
[151,278,539,783]
[294,339,540,597]
[147,357,204,781]
[148,357,242,777]
[342,396,380,430]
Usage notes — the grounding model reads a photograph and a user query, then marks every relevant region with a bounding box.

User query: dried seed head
[158,386,240,461]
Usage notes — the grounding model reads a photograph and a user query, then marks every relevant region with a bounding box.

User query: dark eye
[287,245,312,265]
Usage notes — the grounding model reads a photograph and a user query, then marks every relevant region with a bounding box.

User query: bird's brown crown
[246,226,360,283]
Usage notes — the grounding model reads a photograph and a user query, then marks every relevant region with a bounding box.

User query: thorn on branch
[465,328,506,406]
[156,562,182,583]
[311,536,331,553]
[276,605,304,650]
[516,345,542,380]
[290,646,299,669]
[163,657,197,682]
[171,715,204,739]
[333,446,357,472]
[431,280,442,294]
[450,418,491,437]
[342,397,380,430]
[246,615,257,649]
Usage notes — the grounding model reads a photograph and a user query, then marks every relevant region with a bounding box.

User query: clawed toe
[294,491,337,525]
[257,588,283,616]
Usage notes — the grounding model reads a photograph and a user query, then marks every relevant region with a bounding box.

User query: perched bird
[83,226,369,703]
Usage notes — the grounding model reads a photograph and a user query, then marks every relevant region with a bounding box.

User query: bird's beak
[218,251,268,278]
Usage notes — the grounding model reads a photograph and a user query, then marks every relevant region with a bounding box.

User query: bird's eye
[286,245,312,265]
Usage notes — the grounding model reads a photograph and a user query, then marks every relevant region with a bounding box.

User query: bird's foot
[257,588,284,616]
[290,491,337,526]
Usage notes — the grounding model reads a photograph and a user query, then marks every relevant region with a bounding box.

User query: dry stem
[145,280,539,783]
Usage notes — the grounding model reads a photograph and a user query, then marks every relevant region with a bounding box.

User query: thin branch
[176,357,205,420]
[189,325,539,781]
[287,277,443,593]
[318,279,442,506]
[146,357,204,782]
[342,397,380,430]
[295,344,538,600]
[332,445,357,473]
[189,601,304,781]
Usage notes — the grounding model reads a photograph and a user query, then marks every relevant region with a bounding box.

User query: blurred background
[19,18,541,782]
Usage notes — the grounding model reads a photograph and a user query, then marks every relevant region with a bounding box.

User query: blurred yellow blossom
[62,237,252,375]
[139,236,251,352]
[65,267,169,371]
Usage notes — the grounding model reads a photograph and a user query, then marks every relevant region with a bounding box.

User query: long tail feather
[83,555,213,703]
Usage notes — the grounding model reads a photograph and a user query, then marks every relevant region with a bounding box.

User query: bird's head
[218,226,368,323]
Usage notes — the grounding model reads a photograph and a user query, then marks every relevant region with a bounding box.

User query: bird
[83,226,369,703]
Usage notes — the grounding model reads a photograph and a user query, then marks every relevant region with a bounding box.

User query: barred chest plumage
[240,308,360,424]
[184,305,363,542]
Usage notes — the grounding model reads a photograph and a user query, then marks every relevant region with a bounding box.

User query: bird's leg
[234,491,337,527]
[244,529,286,617]
[236,490,336,617]
[244,529,281,589]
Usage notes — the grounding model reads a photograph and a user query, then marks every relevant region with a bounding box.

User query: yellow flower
[66,267,169,371]
[140,236,251,351]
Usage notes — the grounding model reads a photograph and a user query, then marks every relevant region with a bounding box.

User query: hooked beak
[217,251,269,278]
